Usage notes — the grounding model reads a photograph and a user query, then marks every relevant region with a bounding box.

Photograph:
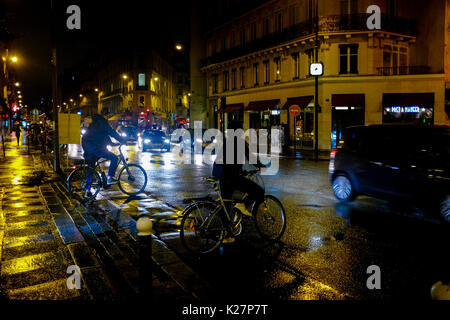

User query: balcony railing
[201,14,417,68]
[376,66,431,76]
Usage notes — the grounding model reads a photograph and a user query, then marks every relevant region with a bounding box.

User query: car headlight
[144,139,151,144]
[121,133,127,137]
[81,129,86,135]
[164,139,170,144]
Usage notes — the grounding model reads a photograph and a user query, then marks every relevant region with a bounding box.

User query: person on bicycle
[81,114,126,185]
[212,121,266,221]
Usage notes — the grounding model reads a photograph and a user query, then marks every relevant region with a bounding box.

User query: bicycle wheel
[118,164,148,195]
[254,195,286,241]
[180,201,226,255]
[67,166,101,201]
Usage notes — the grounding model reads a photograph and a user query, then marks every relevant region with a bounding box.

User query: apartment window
[232,32,236,47]
[289,6,298,26]
[383,45,408,75]
[306,49,314,68]
[138,73,146,87]
[240,67,245,88]
[386,0,397,16]
[263,18,270,36]
[275,12,283,32]
[264,60,270,84]
[340,0,358,15]
[339,44,359,74]
[274,57,281,82]
[253,63,259,86]
[241,29,246,45]
[223,71,229,91]
[252,23,257,40]
[232,69,237,90]
[292,53,300,79]
[212,74,218,93]
[308,0,314,22]
[223,36,227,51]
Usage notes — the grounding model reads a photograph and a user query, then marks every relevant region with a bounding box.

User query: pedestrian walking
[13,123,21,146]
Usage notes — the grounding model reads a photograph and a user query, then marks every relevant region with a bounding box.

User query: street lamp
[123,75,128,80]
[175,44,183,51]
[15,82,20,87]
[11,56,18,63]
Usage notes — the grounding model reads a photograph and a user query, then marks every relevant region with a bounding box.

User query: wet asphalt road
[72,143,450,300]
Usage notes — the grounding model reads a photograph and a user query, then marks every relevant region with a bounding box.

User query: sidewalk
[0,135,212,300]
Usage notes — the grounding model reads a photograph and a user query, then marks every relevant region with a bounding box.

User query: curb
[42,152,214,300]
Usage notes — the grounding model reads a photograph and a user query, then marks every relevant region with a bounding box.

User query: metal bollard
[137,216,154,300]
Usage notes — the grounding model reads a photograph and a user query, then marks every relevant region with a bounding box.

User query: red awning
[282,96,314,110]
[332,94,365,107]
[383,93,434,107]
[219,103,244,113]
[246,99,280,111]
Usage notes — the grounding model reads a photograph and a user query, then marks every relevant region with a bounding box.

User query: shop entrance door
[331,106,365,149]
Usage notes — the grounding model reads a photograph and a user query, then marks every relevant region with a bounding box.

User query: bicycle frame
[191,171,262,232]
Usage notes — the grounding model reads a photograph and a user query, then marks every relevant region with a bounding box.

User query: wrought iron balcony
[376,66,431,76]
[201,14,417,68]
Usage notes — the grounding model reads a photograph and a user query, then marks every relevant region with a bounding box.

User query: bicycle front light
[164,139,170,144]
[144,139,151,144]
[121,133,127,137]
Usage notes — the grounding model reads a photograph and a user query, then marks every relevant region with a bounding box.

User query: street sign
[58,113,81,144]
[310,62,324,76]
[289,105,301,117]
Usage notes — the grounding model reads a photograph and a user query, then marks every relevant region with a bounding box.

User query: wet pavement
[1,137,449,300]
[78,143,449,300]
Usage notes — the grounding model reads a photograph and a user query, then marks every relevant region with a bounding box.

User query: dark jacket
[212,135,259,179]
[81,114,123,154]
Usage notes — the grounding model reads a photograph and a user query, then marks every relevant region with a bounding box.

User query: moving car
[329,124,450,223]
[117,125,138,143]
[139,130,170,152]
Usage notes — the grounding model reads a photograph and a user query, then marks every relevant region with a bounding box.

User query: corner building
[199,0,449,151]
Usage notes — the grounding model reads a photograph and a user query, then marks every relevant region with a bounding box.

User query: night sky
[3,0,191,108]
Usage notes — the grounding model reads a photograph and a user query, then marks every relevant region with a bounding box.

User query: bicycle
[67,144,148,201]
[180,169,286,255]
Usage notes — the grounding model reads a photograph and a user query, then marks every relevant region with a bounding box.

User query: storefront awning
[246,99,280,111]
[219,103,244,113]
[282,96,314,109]
[332,94,365,107]
[383,93,434,107]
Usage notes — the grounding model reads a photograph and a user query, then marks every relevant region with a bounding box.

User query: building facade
[97,50,177,132]
[199,0,450,151]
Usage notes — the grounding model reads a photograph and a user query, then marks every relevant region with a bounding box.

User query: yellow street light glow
[123,75,128,79]
[175,44,183,51]
[15,82,20,87]
[11,56,18,63]
[79,94,83,97]
[95,88,99,92]
[17,91,21,94]
[70,99,73,102]
[154,77,159,81]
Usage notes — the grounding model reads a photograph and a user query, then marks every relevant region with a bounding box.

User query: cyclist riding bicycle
[212,122,266,241]
[81,114,126,188]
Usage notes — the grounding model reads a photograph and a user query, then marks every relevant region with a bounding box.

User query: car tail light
[330,149,338,159]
